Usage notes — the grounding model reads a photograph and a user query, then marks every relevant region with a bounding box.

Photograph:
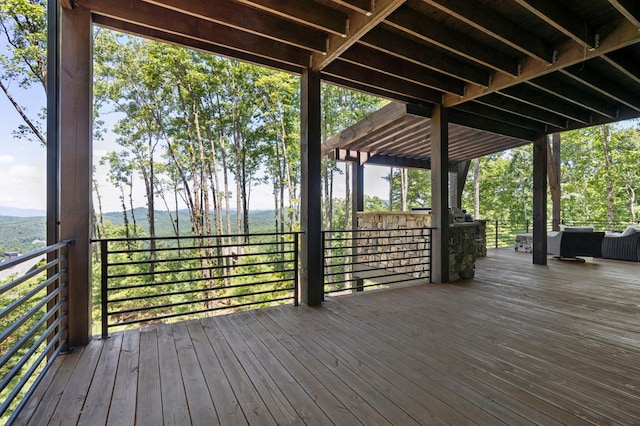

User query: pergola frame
[49,1,640,346]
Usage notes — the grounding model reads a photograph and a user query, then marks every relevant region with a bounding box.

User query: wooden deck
[17,249,640,425]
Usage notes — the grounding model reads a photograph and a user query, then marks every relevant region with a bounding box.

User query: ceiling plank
[143,0,327,53]
[499,85,594,124]
[322,75,423,105]
[453,103,548,132]
[93,15,302,73]
[448,109,541,141]
[562,65,640,112]
[444,18,640,107]
[424,0,554,62]
[323,60,443,104]
[322,102,409,153]
[608,0,640,28]
[235,0,348,36]
[341,45,465,95]
[386,7,519,76]
[474,93,569,129]
[602,50,640,86]
[527,75,618,118]
[79,0,311,67]
[512,0,597,48]
[331,0,374,16]
[311,0,405,70]
[361,27,491,86]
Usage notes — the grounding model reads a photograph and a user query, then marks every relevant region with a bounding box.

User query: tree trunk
[400,168,408,211]
[601,125,615,228]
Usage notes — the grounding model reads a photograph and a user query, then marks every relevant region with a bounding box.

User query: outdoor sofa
[601,225,640,261]
[547,225,605,259]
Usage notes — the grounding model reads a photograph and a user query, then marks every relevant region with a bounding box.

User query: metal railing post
[101,240,109,339]
[293,233,299,306]
[321,230,326,300]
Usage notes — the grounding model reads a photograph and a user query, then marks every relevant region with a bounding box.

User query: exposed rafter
[608,0,640,28]
[310,0,405,70]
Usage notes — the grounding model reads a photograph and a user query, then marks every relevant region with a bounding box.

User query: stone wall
[356,212,481,282]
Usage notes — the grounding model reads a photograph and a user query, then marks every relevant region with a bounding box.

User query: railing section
[487,219,637,248]
[0,241,70,424]
[323,227,432,296]
[97,232,300,337]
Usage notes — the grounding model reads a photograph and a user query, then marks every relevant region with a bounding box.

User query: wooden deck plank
[107,330,139,426]
[156,324,190,425]
[184,320,247,426]
[136,327,163,426]
[171,322,218,425]
[77,333,122,425]
[47,339,103,425]
[19,249,640,425]
[14,348,74,426]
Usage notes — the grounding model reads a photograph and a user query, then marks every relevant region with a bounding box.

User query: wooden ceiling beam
[608,0,640,28]
[602,50,640,86]
[341,45,465,95]
[449,109,541,141]
[79,0,310,67]
[386,7,519,76]
[453,103,548,132]
[474,93,569,129]
[323,60,443,104]
[92,15,302,73]
[322,75,422,105]
[424,0,554,62]
[527,75,618,118]
[143,0,327,53]
[361,27,491,86]
[512,0,597,48]
[499,85,594,124]
[331,0,375,16]
[562,64,640,112]
[311,0,405,70]
[445,18,640,107]
[234,0,348,36]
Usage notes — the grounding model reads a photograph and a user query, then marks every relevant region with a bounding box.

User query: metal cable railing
[0,241,71,424]
[323,227,432,296]
[95,232,300,337]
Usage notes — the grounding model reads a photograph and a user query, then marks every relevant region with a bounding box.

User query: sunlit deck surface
[18,249,640,425]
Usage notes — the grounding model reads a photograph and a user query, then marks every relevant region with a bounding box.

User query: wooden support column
[449,161,470,210]
[533,135,548,265]
[352,157,364,291]
[300,69,323,305]
[60,6,93,346]
[548,133,561,231]
[431,105,449,283]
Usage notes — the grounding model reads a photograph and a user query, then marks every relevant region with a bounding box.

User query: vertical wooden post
[353,158,364,291]
[431,105,449,283]
[60,6,93,346]
[533,135,548,265]
[548,133,561,231]
[300,69,323,305]
[455,160,470,211]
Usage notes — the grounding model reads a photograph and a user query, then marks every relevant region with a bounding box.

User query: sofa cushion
[560,225,594,233]
[621,225,640,236]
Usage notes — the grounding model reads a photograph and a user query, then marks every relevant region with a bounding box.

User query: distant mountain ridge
[0,206,46,217]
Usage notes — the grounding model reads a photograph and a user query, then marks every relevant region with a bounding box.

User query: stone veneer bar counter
[357,211,486,282]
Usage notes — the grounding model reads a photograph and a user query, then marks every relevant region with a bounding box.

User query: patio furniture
[601,226,640,261]
[547,226,604,260]
[514,233,533,253]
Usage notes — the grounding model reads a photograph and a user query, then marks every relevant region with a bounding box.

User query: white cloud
[0,163,46,209]
[0,155,14,164]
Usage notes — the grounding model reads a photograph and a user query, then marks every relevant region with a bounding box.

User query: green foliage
[0,216,45,253]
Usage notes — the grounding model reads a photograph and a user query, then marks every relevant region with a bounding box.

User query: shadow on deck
[17,249,640,425]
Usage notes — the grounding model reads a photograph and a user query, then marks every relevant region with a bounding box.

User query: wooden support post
[60,6,93,346]
[431,105,449,283]
[533,135,548,265]
[353,158,364,291]
[300,69,323,305]
[548,133,561,231]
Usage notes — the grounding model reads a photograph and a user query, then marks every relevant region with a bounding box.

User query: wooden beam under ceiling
[234,0,348,36]
[385,6,519,76]
[608,0,640,29]
[562,64,640,112]
[311,0,405,70]
[444,18,640,107]
[143,0,328,53]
